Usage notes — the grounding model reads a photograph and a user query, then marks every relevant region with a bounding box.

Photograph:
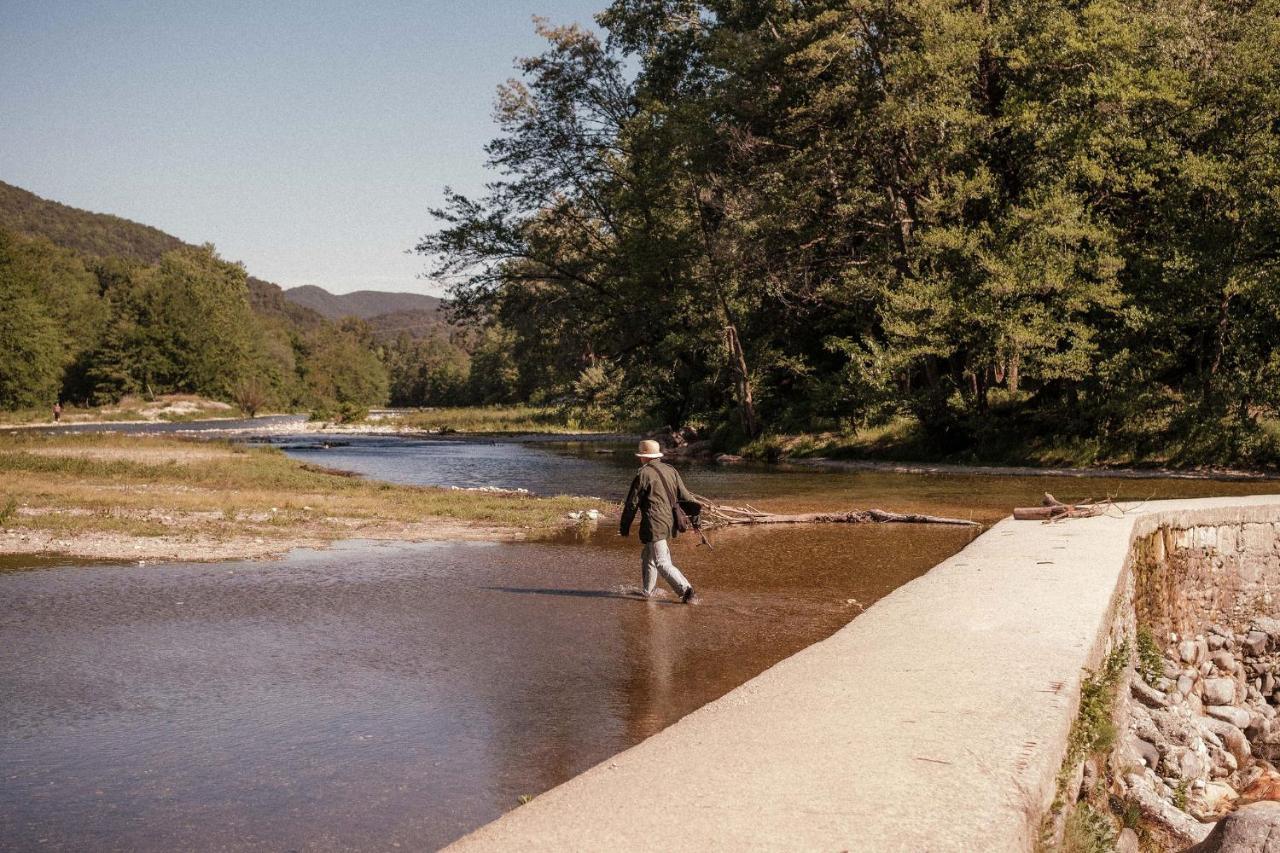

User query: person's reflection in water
[626,598,682,741]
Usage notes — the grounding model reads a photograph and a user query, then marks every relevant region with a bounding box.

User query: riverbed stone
[1206,678,1238,705]
[1132,783,1214,846]
[1247,632,1270,657]
[1185,640,1205,663]
[1153,708,1200,745]
[1116,827,1140,853]
[1214,651,1238,672]
[1198,717,1252,766]
[1188,801,1280,852]
[1188,780,1240,821]
[1132,678,1168,709]
[1133,737,1161,769]
[1208,706,1254,729]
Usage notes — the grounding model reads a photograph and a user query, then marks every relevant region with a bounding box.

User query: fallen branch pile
[1012,492,1108,521]
[688,494,979,528]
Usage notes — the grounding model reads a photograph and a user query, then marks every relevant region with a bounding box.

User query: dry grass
[0,432,612,561]
[1,394,244,427]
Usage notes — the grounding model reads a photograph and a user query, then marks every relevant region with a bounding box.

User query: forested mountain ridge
[0,180,185,263]
[284,284,442,322]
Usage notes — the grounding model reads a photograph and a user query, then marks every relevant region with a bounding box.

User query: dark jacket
[620,460,694,544]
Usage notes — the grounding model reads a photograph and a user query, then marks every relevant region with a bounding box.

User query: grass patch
[1041,642,1129,851]
[1061,802,1117,853]
[388,405,639,435]
[1066,643,1127,769]
[0,432,612,554]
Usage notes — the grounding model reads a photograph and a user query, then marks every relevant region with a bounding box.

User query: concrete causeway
[448,496,1280,852]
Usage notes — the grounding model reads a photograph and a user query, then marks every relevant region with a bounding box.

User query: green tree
[0,276,63,409]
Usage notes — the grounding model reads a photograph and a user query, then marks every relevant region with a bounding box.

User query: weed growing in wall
[1136,627,1164,686]
[1041,641,1130,851]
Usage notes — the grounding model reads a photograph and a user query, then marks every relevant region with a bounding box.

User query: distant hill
[0,180,324,328]
[283,284,443,322]
[0,180,186,263]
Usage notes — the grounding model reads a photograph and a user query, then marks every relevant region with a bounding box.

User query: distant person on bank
[52,401,62,423]
[620,439,699,604]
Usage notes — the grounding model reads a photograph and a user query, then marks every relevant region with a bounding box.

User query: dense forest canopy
[420,0,1280,463]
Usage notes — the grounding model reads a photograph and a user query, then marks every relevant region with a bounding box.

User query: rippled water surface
[2,432,1277,851]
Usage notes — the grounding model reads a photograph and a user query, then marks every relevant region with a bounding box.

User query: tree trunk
[695,184,760,438]
[724,322,758,437]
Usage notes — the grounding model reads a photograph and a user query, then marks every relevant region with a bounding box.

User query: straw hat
[635,439,664,459]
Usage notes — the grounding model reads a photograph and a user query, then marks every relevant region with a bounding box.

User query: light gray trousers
[641,538,691,597]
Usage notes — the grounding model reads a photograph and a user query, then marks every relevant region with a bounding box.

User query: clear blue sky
[0,0,607,295]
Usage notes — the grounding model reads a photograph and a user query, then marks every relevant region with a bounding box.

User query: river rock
[1188,780,1240,821]
[1132,783,1214,845]
[1209,706,1254,730]
[1165,743,1211,782]
[1214,651,1239,672]
[1188,801,1280,852]
[1132,677,1168,708]
[1116,827,1140,853]
[1206,678,1239,705]
[1080,756,1099,797]
[1247,632,1270,657]
[1153,707,1200,745]
[1254,617,1280,641]
[1132,736,1161,769]
[1131,704,1163,742]
[1185,640,1206,663]
[1198,716,1252,766]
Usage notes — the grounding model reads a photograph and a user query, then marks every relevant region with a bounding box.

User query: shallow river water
[2,433,1277,851]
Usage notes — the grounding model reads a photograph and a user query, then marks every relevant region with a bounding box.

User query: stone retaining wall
[1105,508,1280,849]
[1133,521,1280,643]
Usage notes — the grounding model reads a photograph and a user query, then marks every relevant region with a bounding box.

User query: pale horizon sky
[0,0,607,295]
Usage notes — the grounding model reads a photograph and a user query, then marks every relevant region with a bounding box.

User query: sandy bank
[0,432,610,564]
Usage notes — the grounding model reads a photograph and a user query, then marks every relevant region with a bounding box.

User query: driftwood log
[1012,492,1106,521]
[688,494,979,528]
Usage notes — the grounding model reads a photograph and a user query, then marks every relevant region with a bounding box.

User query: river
[2,431,1276,850]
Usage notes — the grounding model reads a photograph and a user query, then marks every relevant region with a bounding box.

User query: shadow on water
[482,585,679,604]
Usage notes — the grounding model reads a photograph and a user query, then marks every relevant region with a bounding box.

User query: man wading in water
[620,439,699,604]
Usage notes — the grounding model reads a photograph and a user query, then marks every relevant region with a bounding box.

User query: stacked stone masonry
[1116,516,1280,849]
